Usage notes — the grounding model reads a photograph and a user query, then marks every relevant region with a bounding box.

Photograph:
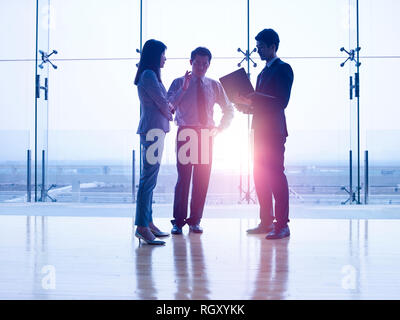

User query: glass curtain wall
[1,0,398,205]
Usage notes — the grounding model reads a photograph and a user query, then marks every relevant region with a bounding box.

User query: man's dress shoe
[266,225,290,240]
[171,224,183,235]
[189,224,203,233]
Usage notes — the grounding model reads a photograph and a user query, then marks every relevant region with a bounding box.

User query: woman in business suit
[134,39,190,245]
[134,39,172,245]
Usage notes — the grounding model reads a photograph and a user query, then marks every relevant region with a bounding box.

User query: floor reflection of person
[188,235,210,299]
[172,235,210,299]
[135,246,157,299]
[251,238,289,300]
[172,235,190,299]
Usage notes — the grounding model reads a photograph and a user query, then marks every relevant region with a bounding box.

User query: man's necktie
[256,67,268,90]
[197,79,207,126]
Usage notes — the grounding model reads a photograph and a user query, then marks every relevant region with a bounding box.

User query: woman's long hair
[134,39,167,85]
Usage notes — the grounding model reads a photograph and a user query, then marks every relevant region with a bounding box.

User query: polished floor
[1,215,400,299]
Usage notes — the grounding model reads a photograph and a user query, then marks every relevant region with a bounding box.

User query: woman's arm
[141,70,173,121]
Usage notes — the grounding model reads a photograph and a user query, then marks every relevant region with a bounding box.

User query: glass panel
[252,0,349,57]
[47,59,139,203]
[0,62,33,202]
[361,1,400,204]
[361,0,400,56]
[251,0,352,204]
[363,60,400,204]
[36,0,51,201]
[0,1,36,60]
[160,58,252,204]
[260,58,349,204]
[0,1,36,202]
[142,0,250,204]
[143,0,247,58]
[43,0,141,203]
[347,0,361,203]
[50,0,140,59]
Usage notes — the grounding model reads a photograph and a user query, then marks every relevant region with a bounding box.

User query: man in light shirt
[168,47,234,234]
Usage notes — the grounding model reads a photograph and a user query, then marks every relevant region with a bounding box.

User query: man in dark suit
[235,29,294,239]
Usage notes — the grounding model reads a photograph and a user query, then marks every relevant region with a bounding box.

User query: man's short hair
[191,47,212,62]
[255,29,280,52]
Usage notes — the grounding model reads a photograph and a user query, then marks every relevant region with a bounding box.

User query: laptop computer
[219,68,254,103]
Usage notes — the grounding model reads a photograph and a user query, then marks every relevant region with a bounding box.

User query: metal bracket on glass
[239,185,256,204]
[349,73,360,100]
[237,47,257,68]
[39,49,58,69]
[35,75,49,100]
[39,184,57,202]
[340,47,361,68]
[341,186,360,205]
[340,47,361,100]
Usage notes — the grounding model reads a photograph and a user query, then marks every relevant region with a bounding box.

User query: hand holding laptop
[233,93,252,106]
[219,67,275,114]
[231,93,254,114]
[219,68,254,104]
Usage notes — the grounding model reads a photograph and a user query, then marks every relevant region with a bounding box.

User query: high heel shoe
[149,227,170,237]
[135,230,166,246]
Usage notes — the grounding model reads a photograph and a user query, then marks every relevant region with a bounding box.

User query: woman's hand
[182,71,192,91]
